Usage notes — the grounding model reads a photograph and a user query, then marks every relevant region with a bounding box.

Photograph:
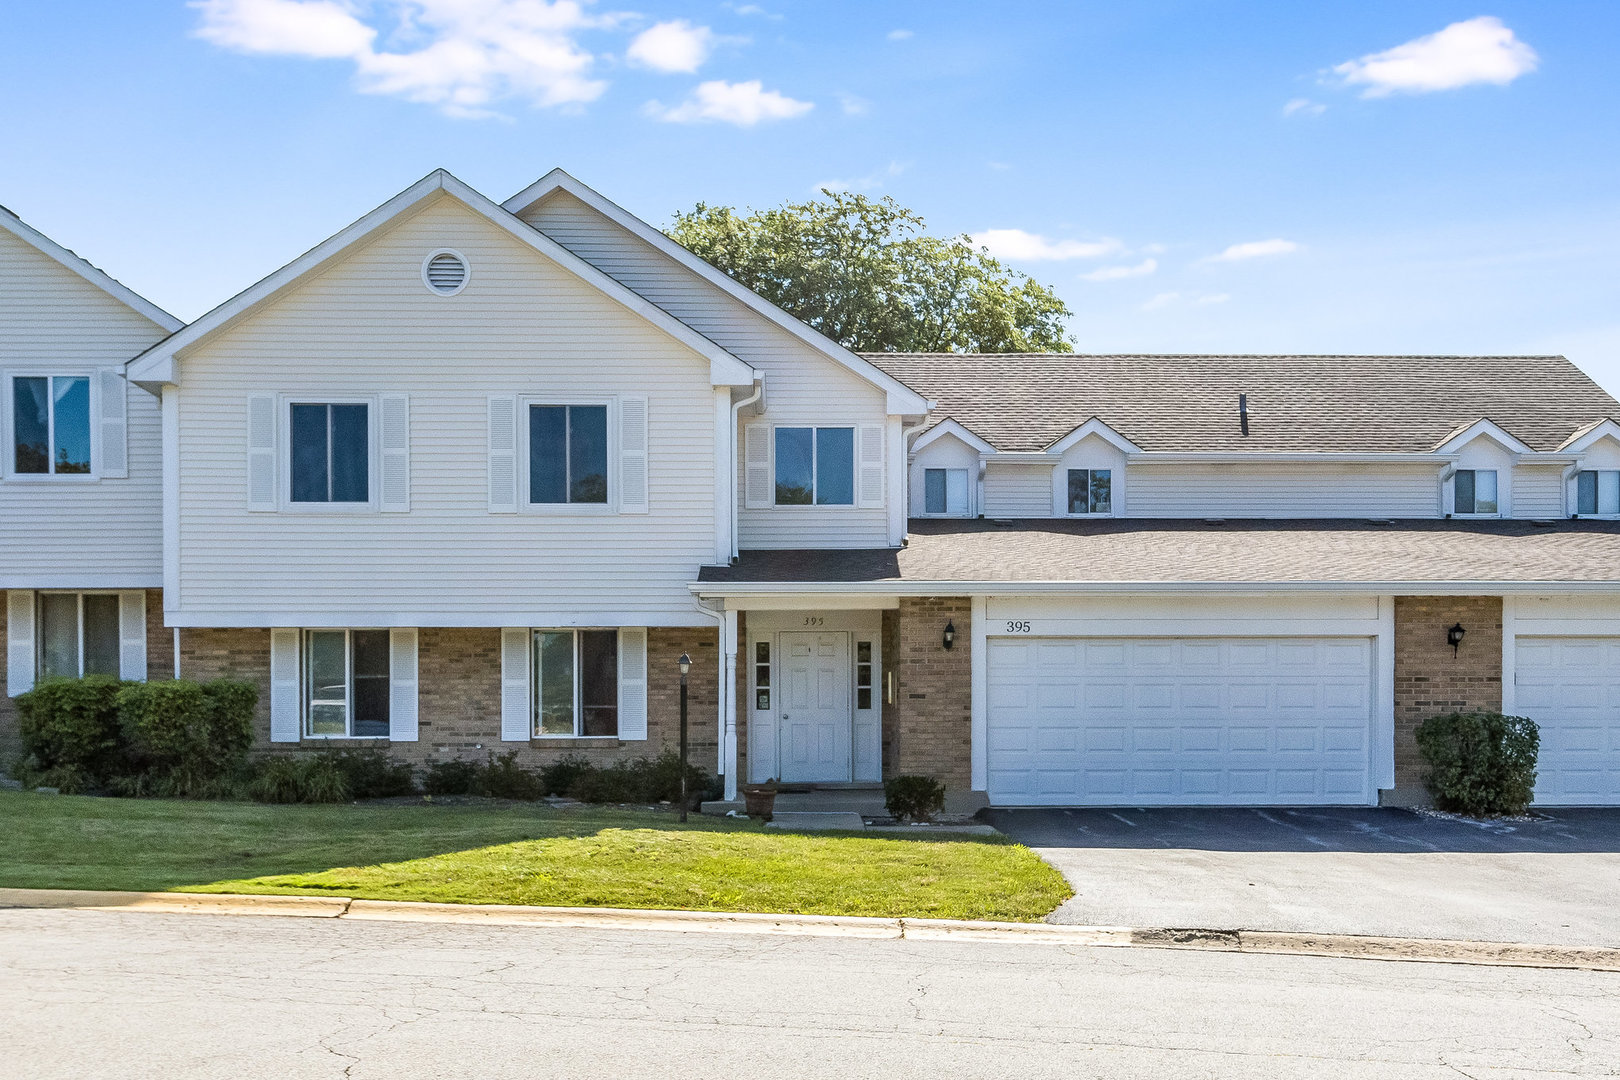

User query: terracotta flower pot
[742,784,778,822]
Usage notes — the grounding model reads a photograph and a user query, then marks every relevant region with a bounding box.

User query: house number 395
[802,616,825,627]
[1005,621,1032,634]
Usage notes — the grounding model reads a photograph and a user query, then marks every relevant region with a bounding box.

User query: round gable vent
[422,249,469,295]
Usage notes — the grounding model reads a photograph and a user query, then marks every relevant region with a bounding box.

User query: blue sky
[4,2,1618,392]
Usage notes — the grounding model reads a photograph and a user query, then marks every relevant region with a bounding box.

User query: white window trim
[3,371,101,482]
[920,466,972,518]
[279,395,379,514]
[531,627,620,739]
[1063,466,1115,516]
[518,396,621,516]
[1451,468,1502,519]
[1574,469,1620,519]
[771,424,859,510]
[302,627,390,740]
[33,590,120,678]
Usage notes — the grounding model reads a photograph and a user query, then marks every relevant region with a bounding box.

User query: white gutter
[1127,452,1458,465]
[728,376,765,560]
[690,579,1620,597]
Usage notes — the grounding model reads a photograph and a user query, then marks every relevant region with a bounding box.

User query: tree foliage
[667,190,1074,353]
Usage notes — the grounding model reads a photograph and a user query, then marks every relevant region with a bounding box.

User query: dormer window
[1067,468,1112,515]
[1577,470,1620,516]
[1454,469,1498,515]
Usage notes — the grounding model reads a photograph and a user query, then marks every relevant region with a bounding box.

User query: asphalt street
[2,907,1616,1079]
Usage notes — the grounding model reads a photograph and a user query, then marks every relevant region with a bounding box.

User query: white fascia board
[1557,418,1620,453]
[1433,418,1535,455]
[504,169,930,415]
[1,573,163,590]
[165,608,720,629]
[912,418,997,456]
[1046,417,1142,455]
[691,579,1620,597]
[1128,451,1453,465]
[127,170,756,392]
[0,208,183,333]
[987,452,1061,465]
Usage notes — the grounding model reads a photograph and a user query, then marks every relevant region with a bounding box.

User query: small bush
[117,679,257,797]
[15,676,128,782]
[539,755,594,797]
[423,758,482,796]
[317,749,416,799]
[564,751,718,806]
[1416,710,1540,817]
[885,775,946,823]
[248,755,350,804]
[477,751,544,800]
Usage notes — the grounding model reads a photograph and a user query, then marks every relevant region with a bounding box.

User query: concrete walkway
[988,806,1620,948]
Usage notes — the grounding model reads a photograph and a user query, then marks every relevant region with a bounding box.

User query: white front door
[778,631,852,783]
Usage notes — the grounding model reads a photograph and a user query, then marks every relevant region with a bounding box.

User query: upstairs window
[924,468,969,516]
[12,375,91,475]
[530,404,608,504]
[534,629,619,737]
[305,629,390,738]
[290,403,369,503]
[1067,468,1112,514]
[1577,470,1620,516]
[1454,469,1498,515]
[775,426,854,506]
[37,593,120,679]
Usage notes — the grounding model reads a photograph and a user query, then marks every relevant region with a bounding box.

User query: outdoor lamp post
[678,653,692,822]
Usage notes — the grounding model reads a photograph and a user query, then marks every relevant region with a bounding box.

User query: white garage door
[987,637,1374,806]
[1514,638,1620,805]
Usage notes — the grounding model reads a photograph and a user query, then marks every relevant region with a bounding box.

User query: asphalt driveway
[986,807,1620,948]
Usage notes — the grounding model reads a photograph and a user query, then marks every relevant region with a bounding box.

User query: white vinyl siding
[519,190,892,549]
[982,464,1053,518]
[1129,463,1441,518]
[1512,466,1567,519]
[0,229,168,588]
[170,195,718,626]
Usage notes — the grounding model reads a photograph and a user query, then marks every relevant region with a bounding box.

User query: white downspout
[729,377,765,561]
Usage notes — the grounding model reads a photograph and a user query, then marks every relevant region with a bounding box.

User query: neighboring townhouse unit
[5,168,1620,811]
[0,207,182,758]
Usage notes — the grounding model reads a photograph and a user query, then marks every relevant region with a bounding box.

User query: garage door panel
[987,635,1373,806]
[1515,637,1620,805]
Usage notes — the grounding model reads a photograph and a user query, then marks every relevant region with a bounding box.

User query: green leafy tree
[667,190,1074,353]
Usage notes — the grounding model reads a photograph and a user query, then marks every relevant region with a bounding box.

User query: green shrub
[564,751,718,806]
[477,751,544,800]
[316,749,416,799]
[15,676,128,782]
[884,775,946,822]
[247,755,350,804]
[1416,710,1540,817]
[539,755,594,796]
[116,679,256,797]
[423,758,481,796]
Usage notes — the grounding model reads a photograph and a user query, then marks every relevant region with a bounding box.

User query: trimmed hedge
[884,775,946,822]
[1416,710,1540,817]
[14,676,128,786]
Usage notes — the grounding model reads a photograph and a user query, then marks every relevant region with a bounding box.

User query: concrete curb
[3,888,1617,972]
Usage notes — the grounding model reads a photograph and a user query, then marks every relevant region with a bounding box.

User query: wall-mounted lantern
[1447,623,1466,657]
[943,620,957,651]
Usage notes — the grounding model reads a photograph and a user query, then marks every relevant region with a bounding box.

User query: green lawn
[0,790,1071,921]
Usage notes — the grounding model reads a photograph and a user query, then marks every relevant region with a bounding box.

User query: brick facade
[1392,595,1504,793]
[887,596,973,789]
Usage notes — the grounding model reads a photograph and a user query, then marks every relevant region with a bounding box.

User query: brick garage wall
[889,596,973,790]
[1392,595,1503,791]
[182,626,721,773]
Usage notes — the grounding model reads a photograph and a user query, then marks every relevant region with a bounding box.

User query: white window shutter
[500,627,531,740]
[857,424,885,508]
[488,396,518,513]
[379,394,411,512]
[619,396,649,514]
[389,628,419,742]
[6,591,35,697]
[118,590,147,682]
[247,394,278,511]
[269,628,301,743]
[96,369,129,479]
[744,423,772,509]
[617,628,648,741]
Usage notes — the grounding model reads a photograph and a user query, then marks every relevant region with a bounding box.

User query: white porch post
[723,606,740,801]
[970,595,988,793]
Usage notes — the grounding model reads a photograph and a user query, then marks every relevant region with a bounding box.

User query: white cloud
[626,19,714,73]
[646,79,812,126]
[887,29,913,41]
[973,228,1121,261]
[817,161,906,193]
[1283,97,1326,117]
[837,92,870,116]
[1196,293,1231,305]
[1333,16,1538,98]
[1081,258,1157,282]
[193,0,616,117]
[725,3,779,17]
[1206,238,1300,262]
[1141,292,1180,311]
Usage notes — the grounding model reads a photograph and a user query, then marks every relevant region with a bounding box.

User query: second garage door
[987,637,1374,806]
[1513,637,1620,805]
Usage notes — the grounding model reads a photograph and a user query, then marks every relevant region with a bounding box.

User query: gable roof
[504,169,930,415]
[0,205,182,333]
[127,170,756,391]
[862,353,1620,454]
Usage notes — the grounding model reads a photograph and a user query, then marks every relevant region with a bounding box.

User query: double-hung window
[305,629,390,737]
[1454,469,1498,515]
[775,426,854,506]
[1066,468,1112,514]
[924,468,969,516]
[12,375,92,476]
[533,629,619,737]
[1577,470,1620,516]
[290,402,369,503]
[529,404,608,504]
[37,593,120,679]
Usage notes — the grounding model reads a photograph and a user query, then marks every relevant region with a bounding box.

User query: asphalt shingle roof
[860,353,1620,453]
[698,519,1620,587]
